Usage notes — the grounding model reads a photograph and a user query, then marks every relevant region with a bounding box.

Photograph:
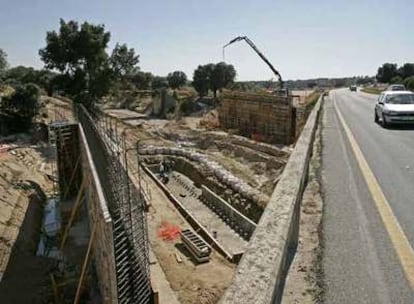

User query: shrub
[390,76,404,84]
[1,83,40,130]
[403,76,414,90]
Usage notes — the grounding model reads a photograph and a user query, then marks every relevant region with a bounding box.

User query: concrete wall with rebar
[53,105,152,304]
[219,90,294,144]
[78,124,118,303]
[52,121,117,302]
[75,105,152,304]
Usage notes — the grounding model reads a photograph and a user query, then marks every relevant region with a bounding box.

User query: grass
[360,87,384,95]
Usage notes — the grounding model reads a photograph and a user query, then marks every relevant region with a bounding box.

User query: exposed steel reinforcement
[76,104,152,304]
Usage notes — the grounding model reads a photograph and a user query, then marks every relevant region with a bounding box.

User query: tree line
[1,18,238,121]
[376,63,414,89]
[0,51,42,130]
[192,62,236,98]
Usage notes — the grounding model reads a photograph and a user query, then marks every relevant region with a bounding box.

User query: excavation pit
[146,165,251,262]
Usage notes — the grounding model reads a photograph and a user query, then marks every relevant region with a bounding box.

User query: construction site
[0,35,321,304]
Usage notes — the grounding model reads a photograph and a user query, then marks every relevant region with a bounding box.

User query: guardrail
[219,95,324,304]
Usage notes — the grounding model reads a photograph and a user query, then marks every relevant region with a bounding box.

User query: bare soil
[108,104,291,304]
[43,96,298,303]
[0,135,56,303]
[142,170,236,304]
[41,96,74,123]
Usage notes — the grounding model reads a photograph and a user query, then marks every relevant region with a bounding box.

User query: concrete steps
[167,172,248,256]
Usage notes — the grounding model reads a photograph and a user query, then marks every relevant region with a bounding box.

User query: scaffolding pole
[73,221,97,304]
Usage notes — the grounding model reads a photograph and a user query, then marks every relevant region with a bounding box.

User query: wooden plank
[73,221,97,304]
[175,252,183,263]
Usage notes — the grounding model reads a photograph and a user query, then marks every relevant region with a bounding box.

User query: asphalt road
[322,88,414,303]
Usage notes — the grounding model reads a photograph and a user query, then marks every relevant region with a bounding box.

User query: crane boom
[223,36,284,89]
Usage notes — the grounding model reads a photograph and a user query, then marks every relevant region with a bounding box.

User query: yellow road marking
[333,97,414,289]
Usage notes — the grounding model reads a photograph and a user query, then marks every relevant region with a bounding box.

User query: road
[322,88,414,303]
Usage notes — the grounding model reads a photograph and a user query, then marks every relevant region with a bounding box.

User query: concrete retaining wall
[219,95,323,304]
[139,146,268,205]
[145,156,264,222]
[200,185,256,240]
[215,141,286,170]
[229,136,289,158]
[219,90,293,144]
[78,124,118,304]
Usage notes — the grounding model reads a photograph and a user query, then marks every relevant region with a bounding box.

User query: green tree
[4,66,34,84]
[107,43,141,94]
[390,76,404,84]
[0,49,8,75]
[192,63,236,97]
[356,76,373,85]
[36,69,59,95]
[130,71,153,90]
[151,76,168,90]
[110,43,139,80]
[39,19,112,109]
[210,62,236,98]
[167,71,187,89]
[397,63,414,79]
[333,78,346,88]
[2,83,40,126]
[3,66,57,93]
[376,63,398,83]
[404,76,414,90]
[192,64,214,97]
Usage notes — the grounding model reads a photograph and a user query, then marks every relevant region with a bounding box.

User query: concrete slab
[105,109,147,120]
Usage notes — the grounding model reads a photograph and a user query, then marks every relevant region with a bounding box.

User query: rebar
[75,104,151,304]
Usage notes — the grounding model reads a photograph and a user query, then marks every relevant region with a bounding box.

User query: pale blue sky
[0,0,413,80]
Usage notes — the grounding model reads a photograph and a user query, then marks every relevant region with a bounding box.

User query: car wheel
[381,114,388,128]
[374,111,379,123]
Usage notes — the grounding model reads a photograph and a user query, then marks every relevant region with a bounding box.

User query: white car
[386,84,406,91]
[374,91,414,127]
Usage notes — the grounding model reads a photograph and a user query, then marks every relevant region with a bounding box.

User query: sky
[0,0,413,81]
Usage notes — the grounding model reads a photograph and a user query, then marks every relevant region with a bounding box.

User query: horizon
[1,0,413,81]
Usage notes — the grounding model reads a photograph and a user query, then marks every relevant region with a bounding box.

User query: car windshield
[385,94,414,104]
[391,85,405,91]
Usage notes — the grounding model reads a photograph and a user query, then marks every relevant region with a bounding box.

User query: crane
[223,36,284,89]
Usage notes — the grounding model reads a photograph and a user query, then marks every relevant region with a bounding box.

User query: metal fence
[75,104,151,304]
